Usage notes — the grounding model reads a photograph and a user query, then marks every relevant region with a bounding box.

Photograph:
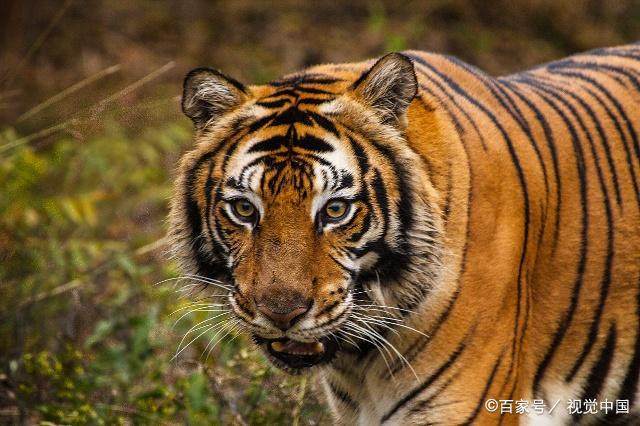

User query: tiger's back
[305,44,640,424]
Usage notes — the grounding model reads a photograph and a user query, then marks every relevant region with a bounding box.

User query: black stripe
[552,59,640,92]
[406,54,487,151]
[549,69,640,209]
[327,381,359,411]
[261,88,300,99]
[533,73,622,207]
[385,288,459,378]
[500,78,563,250]
[524,76,615,381]
[413,56,531,401]
[347,210,371,243]
[594,50,640,66]
[589,47,640,63]
[380,335,468,423]
[419,83,465,134]
[371,169,389,235]
[269,74,342,87]
[307,110,340,137]
[204,160,220,248]
[408,371,461,414]
[295,134,334,152]
[297,97,333,105]
[516,78,590,395]
[247,136,285,153]
[577,322,617,423]
[246,113,277,133]
[294,86,335,95]
[461,352,504,425]
[256,99,289,108]
[347,136,370,174]
[442,165,453,223]
[270,106,313,126]
[616,275,640,409]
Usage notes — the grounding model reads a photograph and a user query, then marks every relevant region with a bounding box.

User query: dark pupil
[328,203,344,217]
[238,201,252,215]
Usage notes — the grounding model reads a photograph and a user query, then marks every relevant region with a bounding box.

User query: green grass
[0,119,327,424]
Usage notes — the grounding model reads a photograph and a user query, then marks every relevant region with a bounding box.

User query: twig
[0,61,175,154]
[93,403,169,424]
[0,90,21,101]
[87,61,175,119]
[292,376,308,426]
[0,120,77,153]
[17,64,122,122]
[1,0,74,87]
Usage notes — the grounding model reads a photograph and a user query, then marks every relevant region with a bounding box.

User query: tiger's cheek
[232,260,255,297]
[227,243,262,319]
[307,240,353,316]
[211,206,257,287]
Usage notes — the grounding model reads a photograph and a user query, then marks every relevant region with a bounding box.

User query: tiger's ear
[182,67,249,129]
[347,53,418,126]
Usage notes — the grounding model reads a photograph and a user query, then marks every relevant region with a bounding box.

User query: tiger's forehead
[221,74,360,200]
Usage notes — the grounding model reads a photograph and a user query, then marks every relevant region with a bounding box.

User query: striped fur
[169,43,640,424]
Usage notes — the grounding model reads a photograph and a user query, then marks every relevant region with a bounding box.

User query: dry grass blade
[0,120,77,154]
[1,0,74,87]
[86,61,175,119]
[0,61,175,155]
[292,376,308,426]
[17,64,122,122]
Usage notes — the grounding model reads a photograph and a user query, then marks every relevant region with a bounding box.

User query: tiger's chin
[252,335,340,373]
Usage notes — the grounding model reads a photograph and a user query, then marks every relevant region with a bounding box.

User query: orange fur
[170,44,640,424]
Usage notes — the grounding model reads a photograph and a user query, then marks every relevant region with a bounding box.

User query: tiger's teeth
[270,340,325,355]
[271,341,286,352]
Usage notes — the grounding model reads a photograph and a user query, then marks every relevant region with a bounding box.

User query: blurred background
[2,0,640,424]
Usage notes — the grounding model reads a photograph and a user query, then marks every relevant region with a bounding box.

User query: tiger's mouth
[253,335,339,371]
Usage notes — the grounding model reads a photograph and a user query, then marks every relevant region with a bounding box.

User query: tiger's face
[211,124,363,370]
[170,54,441,372]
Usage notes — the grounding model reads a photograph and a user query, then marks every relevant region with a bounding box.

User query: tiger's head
[169,53,444,373]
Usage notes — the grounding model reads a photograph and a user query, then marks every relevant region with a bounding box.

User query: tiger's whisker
[172,307,230,327]
[172,323,219,362]
[341,322,395,379]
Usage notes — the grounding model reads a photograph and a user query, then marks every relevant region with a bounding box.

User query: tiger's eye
[233,199,256,218]
[325,200,348,219]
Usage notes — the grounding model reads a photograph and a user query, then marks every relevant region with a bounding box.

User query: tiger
[168,42,640,425]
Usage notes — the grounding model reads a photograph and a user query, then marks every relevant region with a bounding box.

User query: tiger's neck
[318,61,532,424]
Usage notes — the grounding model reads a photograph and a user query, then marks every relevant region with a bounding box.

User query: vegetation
[2,1,640,424]
[0,120,326,424]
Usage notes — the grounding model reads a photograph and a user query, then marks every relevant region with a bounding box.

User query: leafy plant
[1,121,326,424]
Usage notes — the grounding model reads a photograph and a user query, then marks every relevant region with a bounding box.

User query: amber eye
[232,199,256,220]
[324,200,349,220]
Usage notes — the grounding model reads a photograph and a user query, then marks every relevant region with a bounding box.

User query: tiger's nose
[256,303,310,331]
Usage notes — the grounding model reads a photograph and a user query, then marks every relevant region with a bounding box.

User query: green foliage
[1,122,326,424]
